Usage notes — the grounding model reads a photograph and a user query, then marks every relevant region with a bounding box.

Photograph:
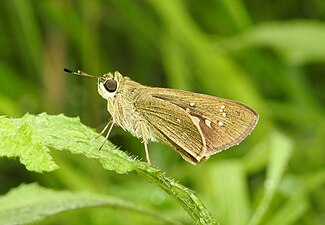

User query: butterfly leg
[98,121,115,150]
[136,121,152,165]
[91,119,112,142]
[90,119,115,150]
[143,140,151,165]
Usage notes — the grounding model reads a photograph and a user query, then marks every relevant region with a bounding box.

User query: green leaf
[0,113,135,173]
[0,113,216,225]
[0,115,58,172]
[248,132,293,225]
[223,21,325,65]
[263,173,309,225]
[202,160,250,225]
[0,183,179,225]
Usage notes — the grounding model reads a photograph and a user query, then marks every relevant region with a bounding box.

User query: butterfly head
[98,71,123,100]
[63,68,124,100]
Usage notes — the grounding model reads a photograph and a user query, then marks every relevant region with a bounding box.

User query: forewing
[147,88,259,157]
[134,94,206,164]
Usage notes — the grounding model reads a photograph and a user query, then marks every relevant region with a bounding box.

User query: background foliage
[0,0,324,224]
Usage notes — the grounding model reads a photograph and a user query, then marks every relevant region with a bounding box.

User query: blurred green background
[0,0,324,224]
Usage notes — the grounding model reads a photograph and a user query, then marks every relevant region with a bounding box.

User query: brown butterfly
[65,69,258,165]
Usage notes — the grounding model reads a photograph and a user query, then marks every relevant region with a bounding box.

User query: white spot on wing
[205,119,212,128]
[217,121,224,127]
[189,102,196,107]
[222,112,227,117]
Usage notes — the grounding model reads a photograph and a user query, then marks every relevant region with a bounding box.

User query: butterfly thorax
[103,75,157,142]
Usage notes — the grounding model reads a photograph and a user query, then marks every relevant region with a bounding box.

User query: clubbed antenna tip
[63,68,97,78]
[64,68,73,73]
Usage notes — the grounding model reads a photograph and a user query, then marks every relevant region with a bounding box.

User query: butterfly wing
[134,87,258,163]
[134,93,207,164]
[147,88,259,157]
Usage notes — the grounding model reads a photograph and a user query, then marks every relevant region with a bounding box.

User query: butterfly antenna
[64,68,97,78]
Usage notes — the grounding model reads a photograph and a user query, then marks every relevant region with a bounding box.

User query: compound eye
[104,79,117,92]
